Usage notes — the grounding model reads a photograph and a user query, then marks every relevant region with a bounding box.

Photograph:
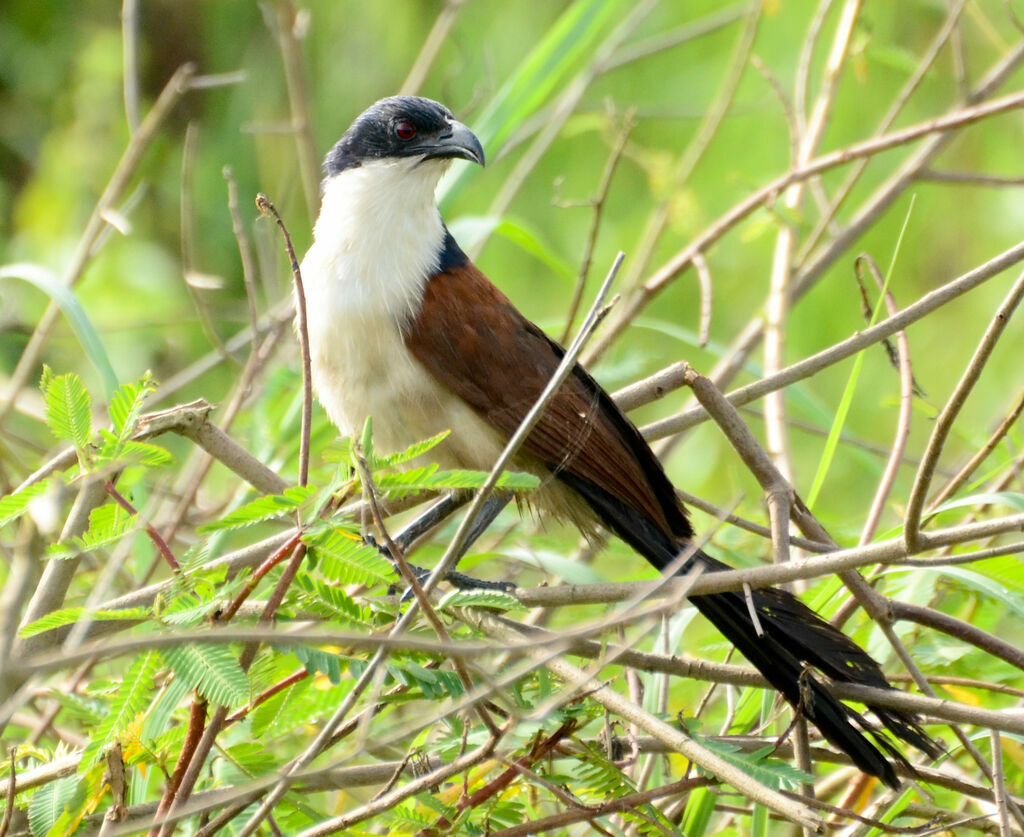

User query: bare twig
[256,194,311,487]
[906,268,1024,551]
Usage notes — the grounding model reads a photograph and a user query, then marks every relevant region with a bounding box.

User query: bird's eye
[395,121,417,140]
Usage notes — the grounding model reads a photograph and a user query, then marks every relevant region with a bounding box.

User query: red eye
[395,121,416,140]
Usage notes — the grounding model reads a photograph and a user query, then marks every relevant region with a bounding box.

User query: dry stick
[887,603,1024,672]
[692,252,713,348]
[604,2,746,70]
[474,1,656,238]
[146,699,208,835]
[265,1,319,222]
[558,111,634,344]
[154,197,311,827]
[399,0,466,95]
[646,238,1024,439]
[657,27,1019,454]
[158,321,291,554]
[153,300,293,405]
[0,748,15,837]
[0,62,196,428]
[589,84,1024,363]
[292,736,503,837]
[224,167,261,340]
[856,255,916,545]
[925,388,1024,515]
[905,268,1024,552]
[765,0,862,492]
[256,194,311,488]
[232,252,628,837]
[157,195,315,836]
[795,0,970,267]
[919,169,1024,186]
[102,480,179,572]
[155,538,310,837]
[16,499,1024,664]
[473,612,824,832]
[420,720,579,835]
[991,731,1012,837]
[609,0,759,303]
[121,0,141,133]
[353,452,501,738]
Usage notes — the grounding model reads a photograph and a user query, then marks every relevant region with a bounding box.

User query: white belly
[306,298,507,470]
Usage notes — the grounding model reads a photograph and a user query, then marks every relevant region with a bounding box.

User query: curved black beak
[421,120,485,166]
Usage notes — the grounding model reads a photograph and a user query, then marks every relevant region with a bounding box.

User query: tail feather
[560,473,940,787]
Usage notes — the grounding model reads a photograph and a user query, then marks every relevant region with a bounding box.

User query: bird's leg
[391,492,470,553]
[372,492,514,592]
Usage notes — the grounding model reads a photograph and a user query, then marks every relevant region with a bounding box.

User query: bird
[299,95,940,787]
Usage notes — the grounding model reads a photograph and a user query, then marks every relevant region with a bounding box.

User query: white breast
[300,158,507,469]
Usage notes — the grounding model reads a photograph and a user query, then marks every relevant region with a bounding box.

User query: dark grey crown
[324,96,482,176]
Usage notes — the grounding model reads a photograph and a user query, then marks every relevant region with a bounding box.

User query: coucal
[301,96,939,786]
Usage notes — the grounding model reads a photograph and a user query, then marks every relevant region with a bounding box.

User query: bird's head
[324,96,485,178]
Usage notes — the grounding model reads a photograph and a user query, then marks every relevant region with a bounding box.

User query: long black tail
[564,475,941,788]
[688,550,940,787]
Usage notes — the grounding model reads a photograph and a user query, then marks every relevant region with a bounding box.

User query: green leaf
[291,646,344,685]
[925,491,1024,517]
[20,606,149,638]
[43,369,93,454]
[1,263,118,399]
[164,643,249,707]
[438,589,522,612]
[94,429,173,470]
[806,197,916,509]
[0,479,52,529]
[438,0,625,207]
[80,650,160,768]
[447,216,574,281]
[376,465,539,498]
[28,774,82,836]
[198,484,318,532]
[303,526,393,586]
[108,372,155,439]
[294,573,371,624]
[46,502,138,560]
[370,429,450,468]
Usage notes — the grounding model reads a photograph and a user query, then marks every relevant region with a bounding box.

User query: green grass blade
[806,196,916,509]
[1,262,118,398]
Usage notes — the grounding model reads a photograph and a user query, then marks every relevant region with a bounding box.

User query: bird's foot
[364,535,515,596]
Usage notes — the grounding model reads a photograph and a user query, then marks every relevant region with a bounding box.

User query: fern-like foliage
[27,772,84,837]
[41,366,92,459]
[0,478,53,529]
[19,605,149,638]
[198,484,318,532]
[108,372,155,439]
[302,523,393,585]
[293,572,373,625]
[80,650,160,768]
[164,644,250,707]
[46,502,138,560]
[376,463,539,498]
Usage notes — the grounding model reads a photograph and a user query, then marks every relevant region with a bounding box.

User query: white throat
[305,157,449,323]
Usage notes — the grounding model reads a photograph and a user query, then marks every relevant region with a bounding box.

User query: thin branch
[590,80,1024,362]
[256,194,311,487]
[905,267,1024,551]
[103,480,179,572]
[645,238,1024,439]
